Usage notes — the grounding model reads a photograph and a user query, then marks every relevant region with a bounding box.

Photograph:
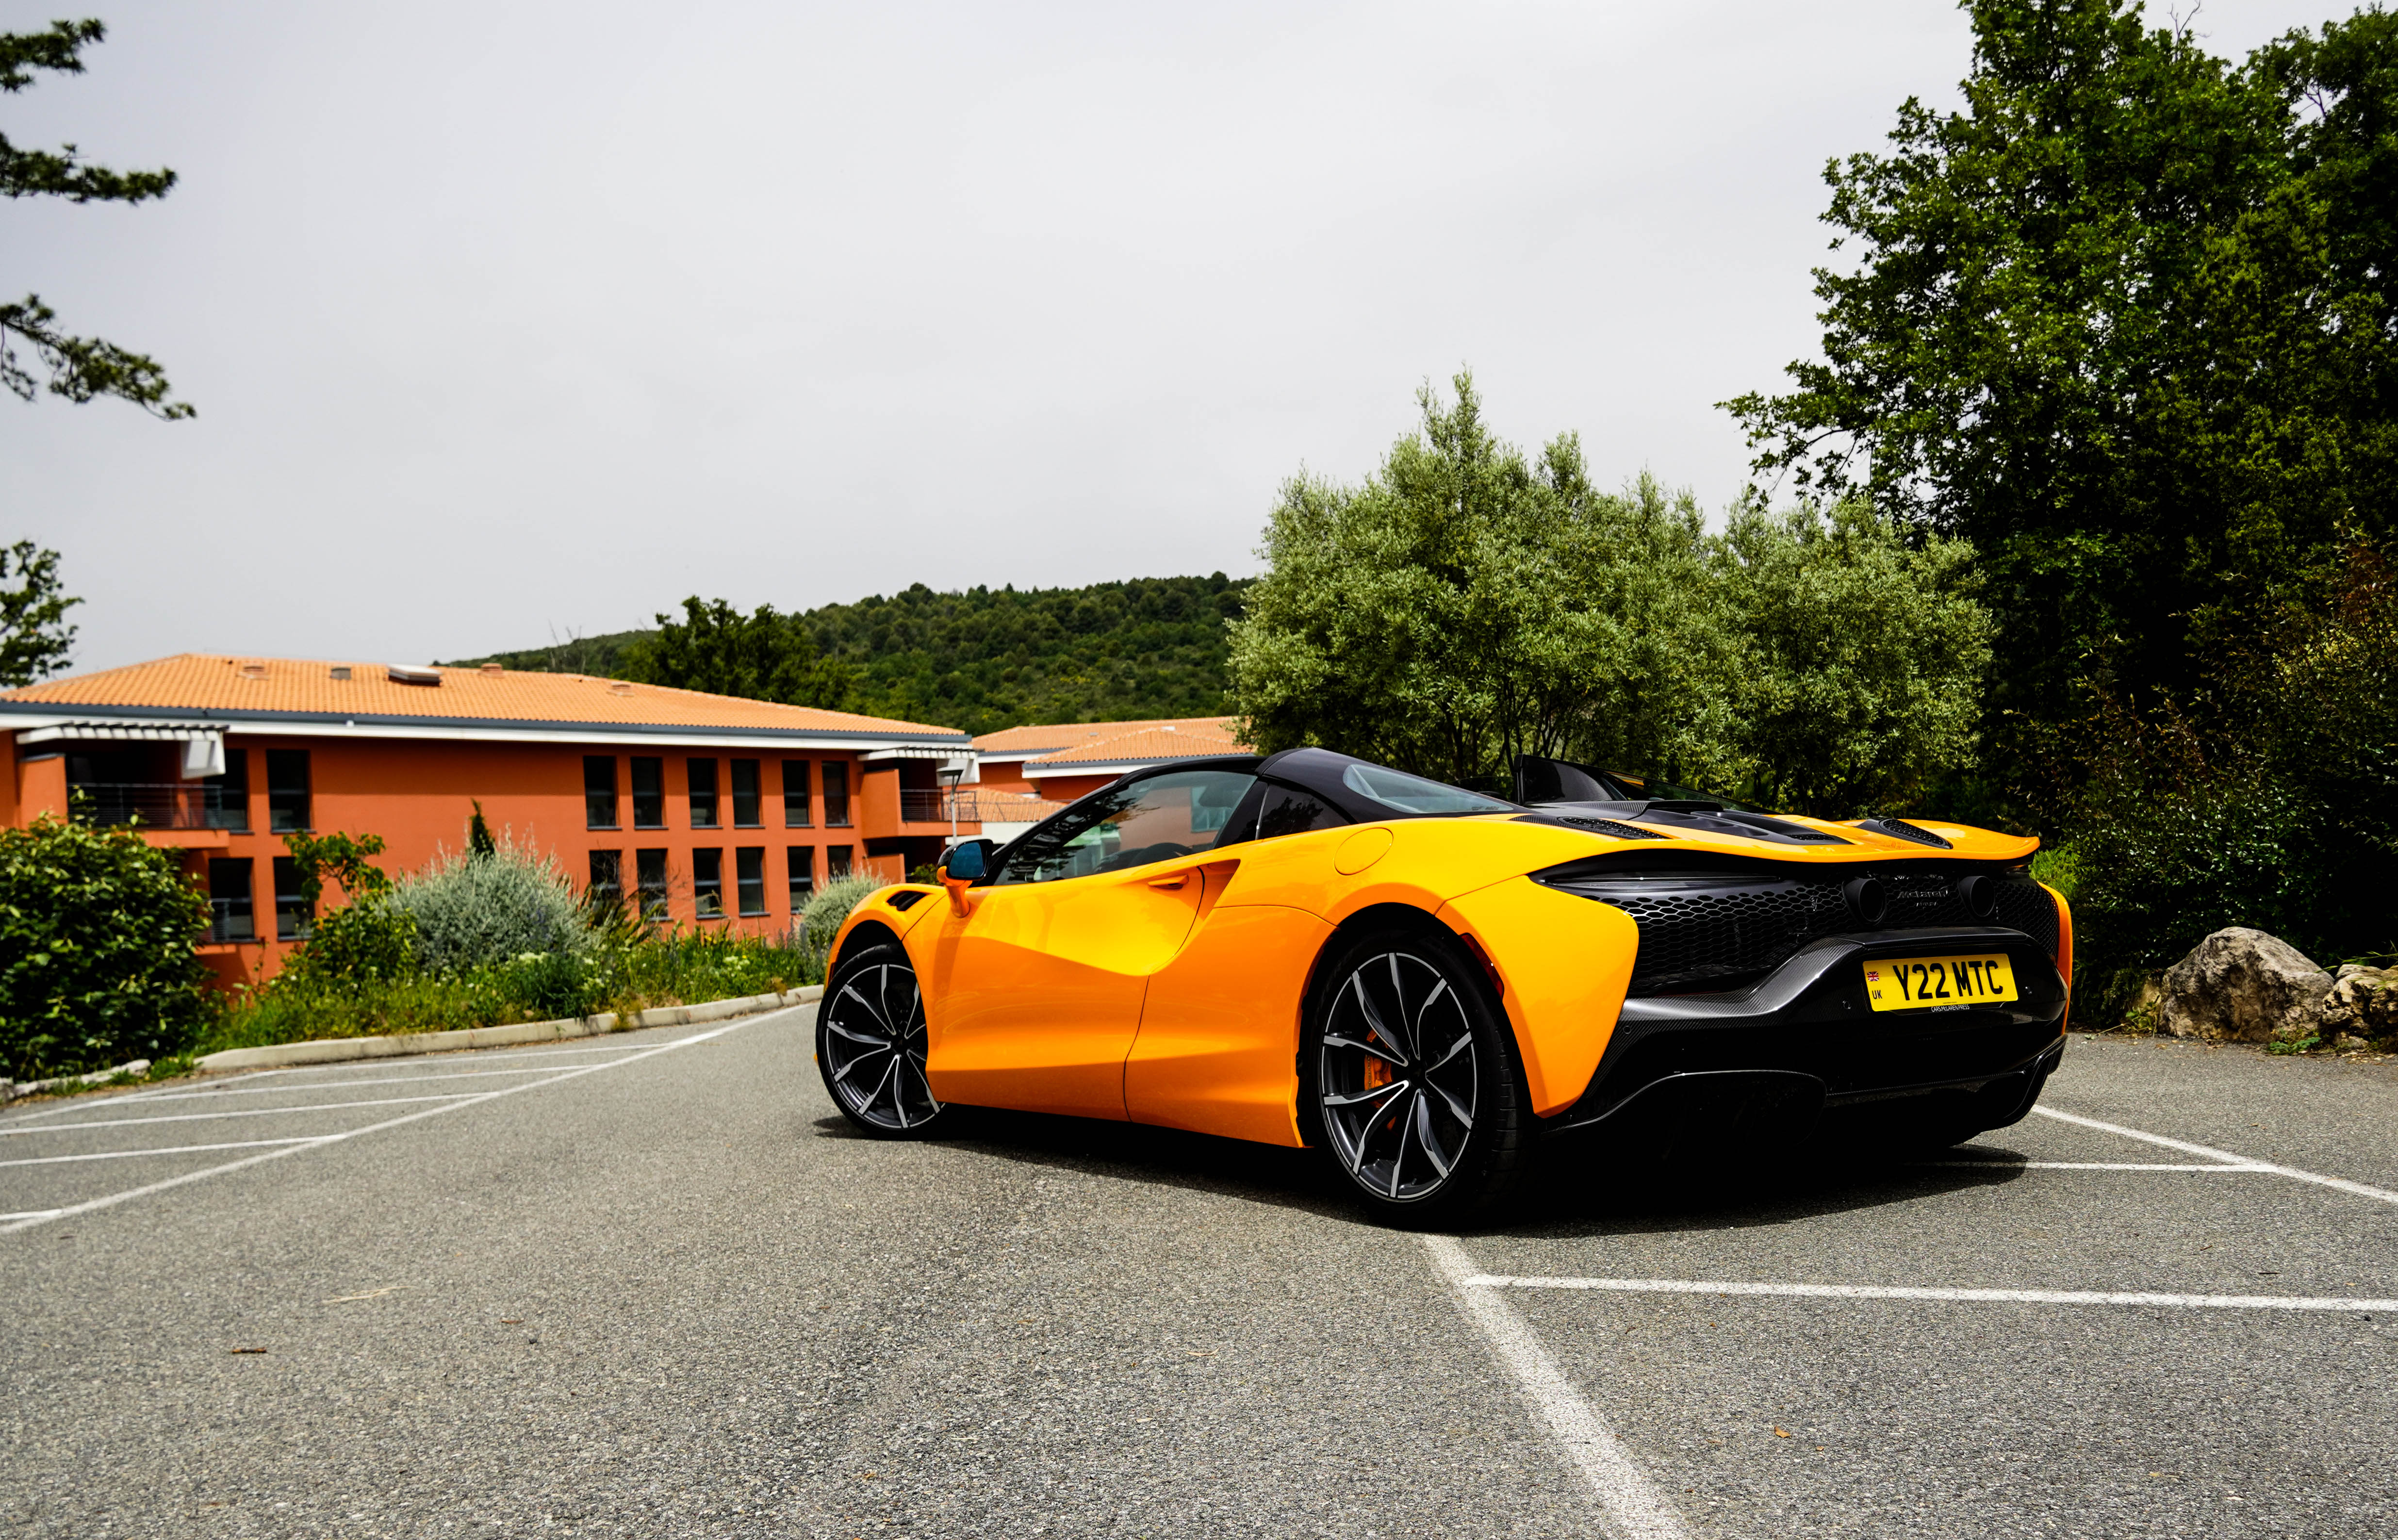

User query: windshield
[1606,770,1754,812]
[1339,763,1514,817]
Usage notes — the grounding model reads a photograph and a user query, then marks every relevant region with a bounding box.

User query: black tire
[1301,922,1532,1226]
[817,942,950,1138]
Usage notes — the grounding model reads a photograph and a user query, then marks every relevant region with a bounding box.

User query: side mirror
[939,838,993,915]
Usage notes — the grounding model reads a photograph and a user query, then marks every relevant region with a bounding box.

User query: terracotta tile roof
[974,716,1239,757]
[0,654,967,740]
[1025,719,1247,768]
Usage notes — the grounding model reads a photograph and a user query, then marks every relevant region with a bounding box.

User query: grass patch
[196,929,827,1056]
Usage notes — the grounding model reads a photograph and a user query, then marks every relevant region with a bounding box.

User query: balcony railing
[900,788,1068,826]
[68,782,247,831]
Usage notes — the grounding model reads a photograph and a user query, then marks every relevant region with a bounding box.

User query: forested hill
[445,574,1250,736]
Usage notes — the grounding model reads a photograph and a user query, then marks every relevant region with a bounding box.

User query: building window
[827,845,852,879]
[688,758,720,829]
[736,847,767,916]
[730,759,761,828]
[265,749,311,833]
[584,756,619,829]
[693,848,724,919]
[207,747,250,831]
[635,848,669,920]
[631,757,665,829]
[787,846,814,910]
[271,856,312,940]
[588,850,623,913]
[783,760,812,827]
[823,761,851,827]
[208,858,255,942]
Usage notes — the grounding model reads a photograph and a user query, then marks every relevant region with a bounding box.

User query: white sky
[2,0,2342,672]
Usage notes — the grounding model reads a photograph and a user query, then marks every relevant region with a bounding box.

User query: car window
[1338,762,1514,817]
[1254,783,1347,841]
[992,770,1259,885]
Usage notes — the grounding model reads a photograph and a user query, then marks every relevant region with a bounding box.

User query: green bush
[801,873,886,956]
[390,833,593,973]
[0,815,212,1079]
[2062,542,2398,1023]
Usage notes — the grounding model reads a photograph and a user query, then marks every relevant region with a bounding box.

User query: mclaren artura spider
[817,749,2072,1222]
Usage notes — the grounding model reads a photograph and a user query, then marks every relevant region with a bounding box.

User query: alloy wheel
[1317,950,1479,1201]
[822,962,940,1130]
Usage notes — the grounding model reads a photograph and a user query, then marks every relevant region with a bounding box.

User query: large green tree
[1724,0,2398,777]
[1,19,190,417]
[617,597,857,710]
[0,540,79,685]
[1230,375,1993,811]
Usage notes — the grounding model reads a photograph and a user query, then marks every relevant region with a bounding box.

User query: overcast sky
[3,0,2344,673]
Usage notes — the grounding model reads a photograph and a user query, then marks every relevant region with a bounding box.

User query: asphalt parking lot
[4,1010,2395,1539]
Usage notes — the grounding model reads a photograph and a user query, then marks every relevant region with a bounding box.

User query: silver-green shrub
[390,833,595,974]
[799,872,886,956]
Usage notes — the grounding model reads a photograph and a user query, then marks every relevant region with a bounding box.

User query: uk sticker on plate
[1863,954,2019,1012]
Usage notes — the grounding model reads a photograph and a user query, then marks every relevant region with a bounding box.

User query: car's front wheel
[817,942,949,1137]
[1303,925,1531,1226]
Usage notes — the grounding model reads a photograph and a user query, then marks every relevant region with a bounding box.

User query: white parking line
[1425,1235,1689,1540]
[2034,1105,2398,1206]
[1925,1160,2274,1172]
[0,1209,64,1222]
[0,1011,792,1234]
[1462,1275,2398,1312]
[20,1065,595,1107]
[3,1093,488,1135]
[0,1137,336,1167]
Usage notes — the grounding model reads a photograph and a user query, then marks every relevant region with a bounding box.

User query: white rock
[2159,928,2332,1043]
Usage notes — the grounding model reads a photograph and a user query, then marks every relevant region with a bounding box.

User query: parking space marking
[2034,1105,2398,1206]
[4,1093,489,1135]
[1425,1235,1689,1540]
[1461,1275,2398,1312]
[0,1209,64,1222]
[0,1010,792,1235]
[41,1064,616,1106]
[1924,1160,2274,1171]
[0,1136,337,1167]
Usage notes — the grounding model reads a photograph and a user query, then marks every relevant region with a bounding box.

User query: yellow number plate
[1863,954,2019,1012]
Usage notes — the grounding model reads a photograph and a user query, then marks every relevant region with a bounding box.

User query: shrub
[800,873,886,956]
[0,815,213,1079]
[390,832,593,973]
[2061,540,2398,1023]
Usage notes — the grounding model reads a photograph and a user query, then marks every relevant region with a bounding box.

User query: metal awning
[17,719,229,778]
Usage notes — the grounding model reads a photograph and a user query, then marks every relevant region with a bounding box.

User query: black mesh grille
[1860,817,1952,849]
[1553,817,1666,840]
[1555,870,2058,994]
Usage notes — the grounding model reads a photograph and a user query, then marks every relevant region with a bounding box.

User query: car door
[918,767,1258,1118]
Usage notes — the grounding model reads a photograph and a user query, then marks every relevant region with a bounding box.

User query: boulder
[2159,928,2333,1043]
[2316,964,2398,1041]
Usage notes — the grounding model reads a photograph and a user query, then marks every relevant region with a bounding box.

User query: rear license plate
[1863,954,2019,1012]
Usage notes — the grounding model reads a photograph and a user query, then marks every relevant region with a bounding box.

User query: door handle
[1146,873,1189,890]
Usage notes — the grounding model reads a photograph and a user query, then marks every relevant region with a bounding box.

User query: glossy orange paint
[1437,875,1641,1116]
[824,805,2059,1148]
[911,859,1212,1118]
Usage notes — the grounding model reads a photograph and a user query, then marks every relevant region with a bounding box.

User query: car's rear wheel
[817,942,948,1137]
[1304,925,1530,1226]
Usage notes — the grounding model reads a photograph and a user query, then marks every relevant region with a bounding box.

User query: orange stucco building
[0,655,975,989]
[971,716,1244,803]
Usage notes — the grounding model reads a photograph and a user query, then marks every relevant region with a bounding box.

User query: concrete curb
[192,987,823,1073]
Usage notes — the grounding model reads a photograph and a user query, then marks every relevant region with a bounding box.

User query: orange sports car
[817,749,2073,1222]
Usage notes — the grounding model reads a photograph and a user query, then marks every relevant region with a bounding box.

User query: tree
[0,540,79,685]
[2,18,191,417]
[1722,0,2398,785]
[1230,374,1993,806]
[1718,500,1995,816]
[617,597,855,710]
